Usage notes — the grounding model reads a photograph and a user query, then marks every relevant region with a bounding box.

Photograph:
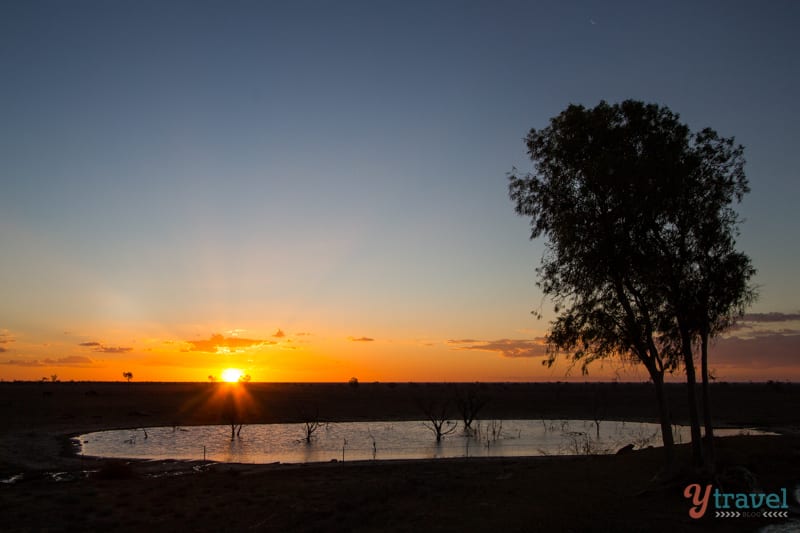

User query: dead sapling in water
[221,386,245,440]
[591,388,607,439]
[367,427,377,460]
[299,408,323,444]
[455,385,489,435]
[419,398,459,442]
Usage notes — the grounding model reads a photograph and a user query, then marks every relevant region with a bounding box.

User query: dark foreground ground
[1,381,799,532]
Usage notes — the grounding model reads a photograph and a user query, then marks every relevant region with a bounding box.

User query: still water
[77,420,765,464]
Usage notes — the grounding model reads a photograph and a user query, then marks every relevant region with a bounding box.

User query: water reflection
[77,420,770,465]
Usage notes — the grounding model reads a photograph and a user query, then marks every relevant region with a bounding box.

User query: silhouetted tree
[419,398,458,442]
[221,384,244,440]
[454,384,488,433]
[122,371,133,382]
[508,100,754,470]
[591,387,607,439]
[299,407,322,443]
[699,254,755,467]
[660,223,755,468]
[640,122,755,469]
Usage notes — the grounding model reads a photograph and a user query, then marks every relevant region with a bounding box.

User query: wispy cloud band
[186,334,272,352]
[0,355,95,367]
[448,338,548,358]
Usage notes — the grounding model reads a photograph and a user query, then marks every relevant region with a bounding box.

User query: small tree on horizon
[122,371,133,382]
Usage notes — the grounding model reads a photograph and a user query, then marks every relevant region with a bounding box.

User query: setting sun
[221,368,243,383]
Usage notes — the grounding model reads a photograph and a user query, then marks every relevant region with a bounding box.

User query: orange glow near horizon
[2,324,800,383]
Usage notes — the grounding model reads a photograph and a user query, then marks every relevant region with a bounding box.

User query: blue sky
[1,1,798,381]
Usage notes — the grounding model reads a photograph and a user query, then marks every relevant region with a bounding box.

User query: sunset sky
[2,1,798,382]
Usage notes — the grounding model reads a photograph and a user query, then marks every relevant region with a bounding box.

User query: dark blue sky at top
[1,1,798,343]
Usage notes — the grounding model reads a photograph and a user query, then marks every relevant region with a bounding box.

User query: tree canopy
[508,100,755,468]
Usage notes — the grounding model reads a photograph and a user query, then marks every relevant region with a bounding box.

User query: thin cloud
[349,336,374,342]
[0,347,6,353]
[726,312,800,336]
[741,312,800,323]
[45,355,95,366]
[95,346,132,354]
[186,334,272,352]
[1,356,95,367]
[726,322,753,333]
[710,334,800,368]
[0,331,14,344]
[0,359,43,367]
[448,338,548,358]
[747,328,799,337]
[727,325,800,337]
[78,342,132,353]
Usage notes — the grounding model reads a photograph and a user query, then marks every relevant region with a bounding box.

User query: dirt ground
[1,381,799,532]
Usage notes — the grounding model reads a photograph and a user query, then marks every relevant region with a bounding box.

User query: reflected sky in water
[77,420,769,464]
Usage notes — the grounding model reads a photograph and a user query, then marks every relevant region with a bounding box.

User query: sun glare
[221,368,243,383]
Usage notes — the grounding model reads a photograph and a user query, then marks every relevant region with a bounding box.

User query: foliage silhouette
[508,100,755,470]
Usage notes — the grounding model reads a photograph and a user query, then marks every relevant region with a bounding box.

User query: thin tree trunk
[700,330,715,471]
[682,334,704,468]
[651,370,674,469]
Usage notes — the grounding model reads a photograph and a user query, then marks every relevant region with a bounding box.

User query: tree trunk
[682,335,704,468]
[700,330,715,471]
[651,370,675,469]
